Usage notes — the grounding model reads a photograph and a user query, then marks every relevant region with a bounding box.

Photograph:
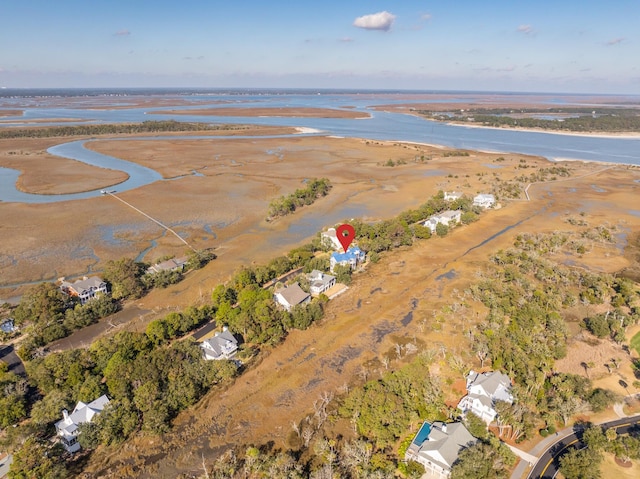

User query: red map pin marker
[336,223,355,253]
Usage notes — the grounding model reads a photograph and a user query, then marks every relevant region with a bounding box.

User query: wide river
[1,90,639,204]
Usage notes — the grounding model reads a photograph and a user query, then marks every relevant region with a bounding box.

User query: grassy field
[601,453,639,479]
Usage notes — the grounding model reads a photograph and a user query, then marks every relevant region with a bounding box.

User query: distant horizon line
[1,86,639,97]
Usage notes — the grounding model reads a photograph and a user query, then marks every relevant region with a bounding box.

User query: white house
[444,191,463,201]
[321,228,343,251]
[405,421,477,478]
[473,193,495,209]
[423,210,462,233]
[60,276,108,305]
[273,283,311,312]
[457,370,513,424]
[329,246,365,273]
[200,328,238,360]
[55,395,110,453]
[0,319,15,333]
[307,270,336,296]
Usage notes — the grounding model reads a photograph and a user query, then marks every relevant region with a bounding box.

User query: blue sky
[1,0,638,93]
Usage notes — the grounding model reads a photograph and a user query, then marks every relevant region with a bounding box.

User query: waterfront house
[200,328,238,360]
[444,191,463,201]
[329,246,365,272]
[473,193,496,209]
[274,283,311,311]
[307,270,336,296]
[423,210,462,233]
[321,227,343,251]
[146,256,188,275]
[60,276,108,305]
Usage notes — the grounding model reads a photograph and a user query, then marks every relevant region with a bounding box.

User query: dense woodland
[419,107,640,132]
[2,174,640,478]
[0,120,244,139]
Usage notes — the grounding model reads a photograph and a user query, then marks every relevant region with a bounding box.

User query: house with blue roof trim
[329,246,365,272]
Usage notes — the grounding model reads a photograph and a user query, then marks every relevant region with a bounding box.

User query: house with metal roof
[55,395,110,453]
[329,246,365,272]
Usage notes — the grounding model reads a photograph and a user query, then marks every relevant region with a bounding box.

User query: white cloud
[421,14,432,21]
[353,11,396,31]
[517,24,534,35]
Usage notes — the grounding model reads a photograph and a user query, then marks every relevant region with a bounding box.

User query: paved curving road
[527,414,640,479]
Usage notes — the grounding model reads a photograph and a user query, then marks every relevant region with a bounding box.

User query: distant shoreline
[442,120,640,139]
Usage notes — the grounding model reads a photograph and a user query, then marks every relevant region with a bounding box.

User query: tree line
[420,108,640,133]
[0,120,246,139]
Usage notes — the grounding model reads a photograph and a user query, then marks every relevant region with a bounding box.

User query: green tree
[558,447,602,479]
[9,437,67,479]
[29,390,72,429]
[588,388,620,413]
[333,264,352,285]
[460,211,479,225]
[450,440,515,479]
[412,224,431,240]
[103,257,146,300]
[76,421,101,450]
[13,282,67,327]
[92,399,139,445]
[582,426,607,452]
[464,412,489,440]
[0,362,28,428]
[435,222,449,237]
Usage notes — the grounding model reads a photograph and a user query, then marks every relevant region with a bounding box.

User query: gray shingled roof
[201,330,238,356]
[277,283,310,307]
[413,421,477,470]
[467,371,512,397]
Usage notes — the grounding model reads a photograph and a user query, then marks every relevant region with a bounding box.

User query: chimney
[441,423,447,433]
[223,326,228,332]
[62,409,70,422]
